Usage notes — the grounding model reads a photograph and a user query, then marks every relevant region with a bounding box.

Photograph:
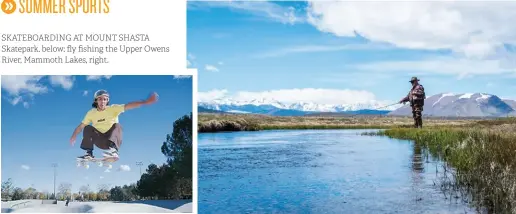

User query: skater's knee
[84,125,94,132]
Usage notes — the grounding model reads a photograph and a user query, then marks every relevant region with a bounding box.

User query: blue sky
[1,75,192,194]
[187,1,516,105]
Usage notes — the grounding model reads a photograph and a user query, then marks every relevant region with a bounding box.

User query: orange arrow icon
[1,0,16,14]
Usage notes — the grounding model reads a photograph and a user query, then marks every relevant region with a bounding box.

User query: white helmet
[94,89,109,99]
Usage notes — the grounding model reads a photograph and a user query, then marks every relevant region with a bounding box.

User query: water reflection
[412,142,424,173]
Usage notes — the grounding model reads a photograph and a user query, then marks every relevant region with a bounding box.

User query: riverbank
[198,113,476,133]
[369,117,516,213]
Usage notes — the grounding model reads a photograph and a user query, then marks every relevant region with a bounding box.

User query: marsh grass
[198,113,475,133]
[372,124,516,213]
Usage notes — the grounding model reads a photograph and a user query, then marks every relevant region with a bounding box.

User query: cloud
[173,75,191,79]
[188,1,304,25]
[192,1,516,60]
[199,88,391,105]
[187,53,196,68]
[1,76,48,108]
[305,1,516,60]
[119,165,131,171]
[1,76,48,96]
[21,165,30,170]
[83,90,89,96]
[49,75,74,90]
[104,169,111,173]
[254,43,393,58]
[205,64,219,72]
[86,75,112,81]
[99,176,104,179]
[188,53,196,60]
[198,89,228,102]
[218,61,224,65]
[8,96,22,105]
[349,56,516,78]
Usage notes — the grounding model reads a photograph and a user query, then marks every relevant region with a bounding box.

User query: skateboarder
[69,89,159,159]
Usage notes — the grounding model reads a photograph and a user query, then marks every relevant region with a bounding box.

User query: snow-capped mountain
[199,93,516,117]
[388,93,516,117]
[198,98,400,116]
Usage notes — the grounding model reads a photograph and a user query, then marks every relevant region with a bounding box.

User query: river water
[198,129,475,214]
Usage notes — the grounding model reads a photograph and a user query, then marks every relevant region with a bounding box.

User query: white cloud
[198,89,228,102]
[254,43,393,58]
[194,1,516,61]
[187,53,196,68]
[188,53,196,60]
[8,96,22,105]
[173,75,191,79]
[351,57,516,77]
[218,61,224,65]
[21,165,30,170]
[49,75,74,90]
[1,76,48,107]
[200,88,390,105]
[83,90,89,96]
[1,75,48,96]
[104,169,111,173]
[306,1,516,60]
[119,165,131,171]
[86,75,112,81]
[205,65,219,72]
[99,176,104,179]
[188,1,303,25]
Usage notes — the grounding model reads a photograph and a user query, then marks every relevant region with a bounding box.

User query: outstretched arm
[70,123,87,145]
[124,92,159,111]
[399,94,410,104]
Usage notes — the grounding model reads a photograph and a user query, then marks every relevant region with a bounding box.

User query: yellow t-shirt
[82,104,125,133]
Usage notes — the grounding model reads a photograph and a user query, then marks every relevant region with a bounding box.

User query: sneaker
[103,147,119,158]
[78,151,94,159]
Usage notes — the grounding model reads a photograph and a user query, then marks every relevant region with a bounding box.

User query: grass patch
[371,121,516,213]
[198,113,476,133]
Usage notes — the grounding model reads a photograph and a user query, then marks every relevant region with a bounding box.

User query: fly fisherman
[399,77,426,128]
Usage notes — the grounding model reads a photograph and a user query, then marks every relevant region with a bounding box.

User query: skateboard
[76,156,119,169]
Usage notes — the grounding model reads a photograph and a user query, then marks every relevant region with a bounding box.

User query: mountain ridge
[199,92,516,117]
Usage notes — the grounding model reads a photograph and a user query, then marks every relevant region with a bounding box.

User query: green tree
[23,187,37,199]
[109,186,124,201]
[11,187,24,200]
[161,113,192,178]
[117,113,193,200]
[1,178,14,200]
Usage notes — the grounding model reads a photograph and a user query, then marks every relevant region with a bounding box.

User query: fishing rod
[347,102,400,117]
